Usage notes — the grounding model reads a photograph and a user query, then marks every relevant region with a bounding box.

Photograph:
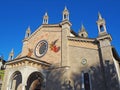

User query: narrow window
[82,72,91,90]
[45,19,47,23]
[84,73,90,90]
[27,33,29,37]
[64,14,67,19]
[100,25,104,32]
[44,19,45,23]
[10,56,13,60]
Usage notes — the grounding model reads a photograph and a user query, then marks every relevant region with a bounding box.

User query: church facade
[2,7,120,90]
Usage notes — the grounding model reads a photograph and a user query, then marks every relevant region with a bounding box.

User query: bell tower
[96,12,112,61]
[8,49,14,61]
[96,12,107,36]
[78,24,88,38]
[63,6,69,21]
[25,26,31,38]
[43,12,48,24]
[96,13,120,89]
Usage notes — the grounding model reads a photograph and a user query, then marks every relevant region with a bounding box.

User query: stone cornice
[60,20,72,26]
[6,56,51,66]
[68,36,96,43]
[42,24,61,27]
[97,34,112,41]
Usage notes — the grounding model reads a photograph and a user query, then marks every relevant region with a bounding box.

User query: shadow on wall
[45,67,67,90]
[72,61,119,90]
[45,62,119,90]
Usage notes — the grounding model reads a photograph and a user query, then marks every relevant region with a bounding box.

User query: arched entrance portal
[26,72,44,90]
[9,71,22,90]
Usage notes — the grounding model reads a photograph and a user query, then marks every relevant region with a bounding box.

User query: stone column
[22,84,26,90]
[12,80,16,90]
[21,67,28,90]
[21,71,28,90]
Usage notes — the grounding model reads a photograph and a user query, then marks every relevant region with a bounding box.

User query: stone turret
[8,49,14,61]
[63,6,69,21]
[78,24,88,38]
[25,26,31,38]
[43,12,49,24]
[96,12,107,36]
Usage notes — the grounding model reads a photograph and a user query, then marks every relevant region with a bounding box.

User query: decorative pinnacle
[63,6,69,13]
[45,12,48,16]
[81,24,85,30]
[8,48,14,61]
[98,12,103,20]
[80,24,86,32]
[11,48,14,54]
[64,6,68,11]
[27,26,30,31]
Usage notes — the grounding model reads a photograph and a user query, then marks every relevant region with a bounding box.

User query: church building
[2,7,120,90]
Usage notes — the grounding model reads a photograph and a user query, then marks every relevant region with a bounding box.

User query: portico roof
[6,56,51,67]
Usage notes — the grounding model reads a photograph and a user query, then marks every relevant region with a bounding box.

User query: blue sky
[0,0,120,60]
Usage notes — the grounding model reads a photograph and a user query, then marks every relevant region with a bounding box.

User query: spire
[27,26,30,31]
[96,12,107,36]
[78,24,88,38]
[8,49,14,61]
[81,24,86,32]
[45,12,48,16]
[63,6,69,21]
[64,6,68,11]
[25,26,31,38]
[43,12,49,24]
[98,12,103,20]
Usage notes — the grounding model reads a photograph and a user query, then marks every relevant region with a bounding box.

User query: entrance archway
[26,72,44,90]
[9,71,22,90]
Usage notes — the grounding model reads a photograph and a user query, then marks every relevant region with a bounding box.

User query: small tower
[78,24,88,38]
[63,6,69,21]
[8,49,14,61]
[25,26,31,38]
[43,12,48,24]
[96,12,107,36]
